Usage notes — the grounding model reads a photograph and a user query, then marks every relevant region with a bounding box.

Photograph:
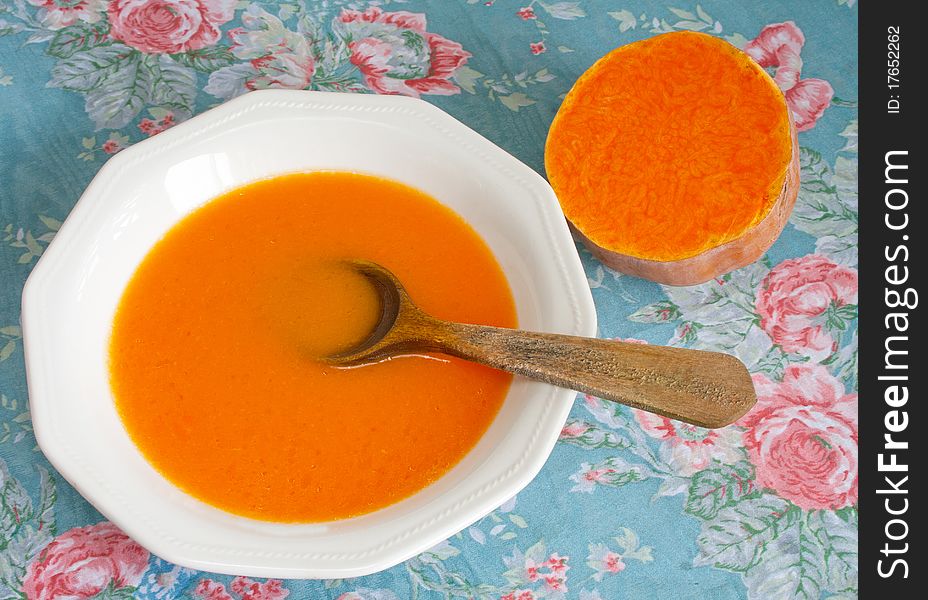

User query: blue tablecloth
[0,1,857,598]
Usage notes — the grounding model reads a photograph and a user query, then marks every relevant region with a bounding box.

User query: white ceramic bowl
[22,90,596,579]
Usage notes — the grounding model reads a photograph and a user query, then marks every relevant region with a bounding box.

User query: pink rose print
[22,522,149,600]
[27,0,107,31]
[500,592,535,600]
[634,410,744,476]
[605,552,626,573]
[503,544,570,596]
[138,112,176,137]
[587,543,627,581]
[543,575,565,591]
[108,0,236,54]
[525,553,569,591]
[755,254,858,361]
[194,577,289,600]
[336,7,471,97]
[102,139,122,154]
[530,41,546,55]
[739,364,857,510]
[231,576,289,600]
[245,53,315,90]
[546,553,569,575]
[194,580,235,600]
[517,7,537,20]
[560,421,589,438]
[570,464,620,493]
[745,21,835,131]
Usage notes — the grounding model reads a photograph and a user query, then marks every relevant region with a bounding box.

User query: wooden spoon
[327,260,756,428]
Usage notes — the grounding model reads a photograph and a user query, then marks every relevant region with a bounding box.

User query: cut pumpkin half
[545,31,799,286]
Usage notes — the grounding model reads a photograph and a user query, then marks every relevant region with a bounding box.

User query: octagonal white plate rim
[22,90,597,578]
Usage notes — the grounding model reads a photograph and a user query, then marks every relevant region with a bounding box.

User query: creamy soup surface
[109,172,516,522]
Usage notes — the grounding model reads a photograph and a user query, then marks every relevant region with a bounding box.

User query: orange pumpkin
[545,31,799,285]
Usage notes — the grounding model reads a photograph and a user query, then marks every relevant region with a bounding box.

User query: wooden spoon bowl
[328,260,757,428]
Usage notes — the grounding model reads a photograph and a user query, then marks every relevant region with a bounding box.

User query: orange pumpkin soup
[109,172,516,522]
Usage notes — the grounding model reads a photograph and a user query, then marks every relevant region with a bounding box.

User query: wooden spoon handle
[431,323,756,428]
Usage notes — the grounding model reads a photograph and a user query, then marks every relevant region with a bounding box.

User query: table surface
[0,1,857,599]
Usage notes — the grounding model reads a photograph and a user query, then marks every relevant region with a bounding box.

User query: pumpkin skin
[545,31,799,286]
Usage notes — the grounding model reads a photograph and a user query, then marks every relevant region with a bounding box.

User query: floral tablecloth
[0,1,858,599]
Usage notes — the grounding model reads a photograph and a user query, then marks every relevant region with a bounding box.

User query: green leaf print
[51,47,197,129]
[791,147,858,266]
[0,465,31,549]
[97,582,141,599]
[148,55,197,117]
[48,44,136,92]
[0,325,19,363]
[0,459,56,596]
[808,510,858,593]
[743,511,828,600]
[614,527,653,562]
[693,494,795,572]
[35,467,56,536]
[499,92,536,112]
[82,52,152,130]
[452,65,483,95]
[1,393,32,446]
[540,2,586,20]
[559,419,631,450]
[172,46,237,73]
[609,10,638,32]
[47,21,111,59]
[685,461,759,520]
